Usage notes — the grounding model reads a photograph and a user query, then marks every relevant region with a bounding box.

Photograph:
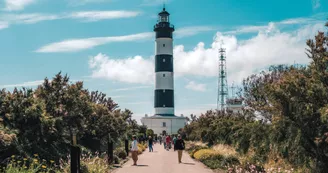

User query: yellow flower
[50,160,54,163]
[24,166,27,169]
[33,159,38,163]
[23,158,27,161]
[11,155,15,158]
[17,161,21,163]
[34,154,38,157]
[42,165,47,169]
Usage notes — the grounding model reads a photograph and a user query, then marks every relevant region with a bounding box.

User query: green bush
[202,158,225,169]
[193,150,240,170]
[113,155,119,164]
[187,145,209,158]
[114,148,127,160]
[80,162,89,173]
[193,149,217,161]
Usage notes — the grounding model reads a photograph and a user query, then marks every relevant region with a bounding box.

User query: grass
[3,151,112,173]
[212,144,237,157]
[4,155,61,173]
[185,141,305,173]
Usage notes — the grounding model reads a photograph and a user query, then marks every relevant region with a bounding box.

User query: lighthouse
[141,7,187,135]
[154,7,175,116]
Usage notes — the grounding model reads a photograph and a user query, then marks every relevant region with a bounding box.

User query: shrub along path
[113,142,214,173]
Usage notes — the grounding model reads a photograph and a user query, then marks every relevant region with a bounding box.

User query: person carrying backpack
[174,134,185,163]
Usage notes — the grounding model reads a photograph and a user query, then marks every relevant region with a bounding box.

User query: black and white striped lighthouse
[154,7,175,116]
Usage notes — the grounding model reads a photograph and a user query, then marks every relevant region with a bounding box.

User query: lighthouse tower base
[141,115,187,135]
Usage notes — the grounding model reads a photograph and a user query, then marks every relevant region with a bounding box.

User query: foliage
[137,143,147,154]
[114,147,127,160]
[60,151,110,173]
[193,149,218,161]
[3,155,60,173]
[202,154,239,170]
[0,72,147,172]
[185,143,209,158]
[183,21,328,172]
[146,129,154,137]
[212,144,237,157]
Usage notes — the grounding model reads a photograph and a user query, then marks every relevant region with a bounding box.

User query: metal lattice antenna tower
[217,41,229,112]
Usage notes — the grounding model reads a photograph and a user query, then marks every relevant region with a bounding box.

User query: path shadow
[182,162,195,165]
[135,164,149,167]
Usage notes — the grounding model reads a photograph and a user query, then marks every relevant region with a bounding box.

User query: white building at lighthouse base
[141,115,187,135]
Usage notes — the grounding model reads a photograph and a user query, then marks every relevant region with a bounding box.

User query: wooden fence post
[125,139,129,156]
[71,132,80,173]
[108,135,113,164]
[71,146,79,173]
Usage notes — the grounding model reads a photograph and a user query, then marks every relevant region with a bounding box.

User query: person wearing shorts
[131,135,139,165]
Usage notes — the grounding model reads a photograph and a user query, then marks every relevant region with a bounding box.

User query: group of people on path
[130,134,185,166]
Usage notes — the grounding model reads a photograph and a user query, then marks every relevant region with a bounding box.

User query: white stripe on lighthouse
[155,38,173,55]
[155,72,174,90]
[155,107,174,115]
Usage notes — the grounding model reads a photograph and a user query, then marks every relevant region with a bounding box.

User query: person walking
[165,135,171,150]
[174,134,185,163]
[173,135,177,151]
[162,135,166,149]
[159,135,162,145]
[148,136,154,152]
[131,135,139,166]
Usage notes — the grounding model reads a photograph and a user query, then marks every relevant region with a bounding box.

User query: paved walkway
[114,143,214,173]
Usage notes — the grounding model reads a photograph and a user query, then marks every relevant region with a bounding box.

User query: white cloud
[0,10,140,30]
[88,20,325,85]
[35,25,213,52]
[175,26,216,38]
[1,13,60,24]
[0,21,9,30]
[224,16,323,35]
[278,17,317,25]
[110,95,130,99]
[4,0,36,11]
[224,25,268,35]
[175,22,324,83]
[112,86,152,92]
[312,0,320,9]
[68,0,111,6]
[124,101,152,105]
[0,80,44,88]
[69,11,141,22]
[185,81,206,92]
[36,32,153,53]
[89,53,154,84]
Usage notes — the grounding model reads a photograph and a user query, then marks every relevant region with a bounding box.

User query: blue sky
[0,0,327,122]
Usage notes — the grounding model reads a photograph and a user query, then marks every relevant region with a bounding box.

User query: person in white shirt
[131,135,139,166]
[162,135,166,149]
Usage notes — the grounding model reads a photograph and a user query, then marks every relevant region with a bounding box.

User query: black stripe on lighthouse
[155,29,173,38]
[155,55,173,72]
[154,89,174,107]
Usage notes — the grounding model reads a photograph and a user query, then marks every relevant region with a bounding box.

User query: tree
[182,21,328,172]
[146,129,154,137]
[0,72,141,163]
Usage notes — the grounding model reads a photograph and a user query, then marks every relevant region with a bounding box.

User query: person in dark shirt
[174,134,185,163]
[148,136,154,152]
